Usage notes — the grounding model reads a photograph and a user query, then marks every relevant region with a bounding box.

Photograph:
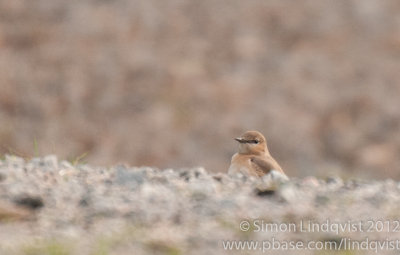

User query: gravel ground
[1,155,400,255]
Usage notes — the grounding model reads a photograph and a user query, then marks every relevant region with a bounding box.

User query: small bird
[228,130,287,178]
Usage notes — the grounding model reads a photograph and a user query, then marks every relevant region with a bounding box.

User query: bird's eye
[254,140,259,144]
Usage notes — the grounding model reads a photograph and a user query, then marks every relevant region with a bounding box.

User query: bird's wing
[250,156,284,177]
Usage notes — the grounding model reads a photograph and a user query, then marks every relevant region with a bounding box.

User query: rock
[302,176,320,187]
[188,179,216,197]
[43,155,59,170]
[193,167,207,178]
[114,166,145,188]
[212,173,228,183]
[255,188,276,196]
[13,195,44,210]
[326,176,343,186]
[6,155,25,169]
[315,194,330,206]
[254,170,289,197]
[276,182,299,203]
[30,157,44,167]
[59,160,74,170]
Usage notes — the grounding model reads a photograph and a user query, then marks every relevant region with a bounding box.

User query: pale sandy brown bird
[228,130,287,178]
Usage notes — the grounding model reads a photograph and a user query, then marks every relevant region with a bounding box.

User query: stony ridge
[1,155,400,255]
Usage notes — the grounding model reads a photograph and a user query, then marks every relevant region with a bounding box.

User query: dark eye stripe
[247,140,259,144]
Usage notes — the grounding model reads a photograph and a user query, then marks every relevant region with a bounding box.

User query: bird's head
[235,130,269,155]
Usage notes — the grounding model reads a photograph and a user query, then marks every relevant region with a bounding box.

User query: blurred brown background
[0,0,399,179]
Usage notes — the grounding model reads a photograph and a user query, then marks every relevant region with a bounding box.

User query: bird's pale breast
[228,153,256,176]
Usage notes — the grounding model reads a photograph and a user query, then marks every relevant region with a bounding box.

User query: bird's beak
[235,137,246,143]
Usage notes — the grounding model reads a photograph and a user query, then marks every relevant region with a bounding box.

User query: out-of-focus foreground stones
[1,156,400,254]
